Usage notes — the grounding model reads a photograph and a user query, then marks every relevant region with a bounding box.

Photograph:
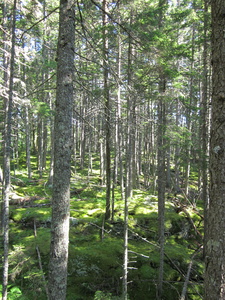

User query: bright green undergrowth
[0,157,204,300]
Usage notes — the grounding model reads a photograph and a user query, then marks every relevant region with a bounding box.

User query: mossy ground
[0,158,204,299]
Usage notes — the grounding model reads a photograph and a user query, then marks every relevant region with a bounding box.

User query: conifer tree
[48,0,75,299]
[2,1,17,299]
[205,0,225,299]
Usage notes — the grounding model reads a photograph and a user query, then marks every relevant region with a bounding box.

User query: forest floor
[0,158,204,300]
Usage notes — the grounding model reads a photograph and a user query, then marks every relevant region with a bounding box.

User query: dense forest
[0,0,223,299]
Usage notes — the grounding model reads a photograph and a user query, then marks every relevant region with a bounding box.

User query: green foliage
[0,0,208,298]
[94,291,112,300]
[4,153,204,299]
[0,285,26,300]
[94,290,123,300]
[139,264,157,279]
[33,100,53,118]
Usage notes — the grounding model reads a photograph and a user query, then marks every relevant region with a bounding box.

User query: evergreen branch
[89,0,132,37]
[85,0,143,49]
[20,7,59,40]
[24,73,56,99]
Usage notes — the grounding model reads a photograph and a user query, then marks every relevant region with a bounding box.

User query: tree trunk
[102,0,111,220]
[0,0,9,234]
[2,1,17,299]
[48,1,75,299]
[48,96,54,186]
[157,77,166,300]
[184,26,196,196]
[37,114,44,177]
[157,1,167,298]
[123,190,129,300]
[201,0,209,257]
[205,1,225,299]
[79,98,86,169]
[174,101,181,193]
[116,5,125,200]
[125,13,135,200]
[25,105,32,179]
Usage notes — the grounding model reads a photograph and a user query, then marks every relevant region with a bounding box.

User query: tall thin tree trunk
[184,26,195,196]
[42,1,48,171]
[205,0,225,299]
[102,0,111,220]
[37,115,44,177]
[175,101,181,192]
[123,190,129,300]
[116,6,125,200]
[125,13,135,199]
[25,105,32,179]
[2,1,17,299]
[79,96,86,169]
[100,136,105,184]
[157,77,166,300]
[48,1,75,299]
[48,96,54,186]
[22,56,32,179]
[166,141,171,188]
[1,1,9,235]
[157,1,167,298]
[202,0,209,257]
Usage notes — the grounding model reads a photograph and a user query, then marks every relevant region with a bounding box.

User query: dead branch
[173,200,203,240]
[180,245,203,300]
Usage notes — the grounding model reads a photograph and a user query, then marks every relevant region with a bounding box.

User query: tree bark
[157,78,166,300]
[125,12,135,200]
[205,0,225,299]
[174,101,181,193]
[2,0,17,299]
[201,0,209,258]
[184,26,195,196]
[157,1,167,298]
[37,114,44,177]
[102,0,111,220]
[123,190,129,300]
[48,1,75,299]
[115,3,125,201]
[25,105,32,179]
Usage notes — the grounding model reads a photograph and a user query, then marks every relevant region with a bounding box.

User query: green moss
[10,208,26,222]
[68,237,123,297]
[165,238,193,264]
[6,161,204,299]
[134,206,153,215]
[10,207,51,223]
